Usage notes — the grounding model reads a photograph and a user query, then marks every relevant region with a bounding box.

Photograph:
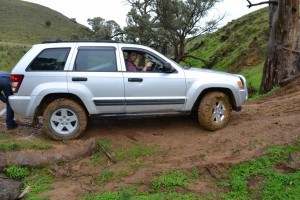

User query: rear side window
[74,47,117,72]
[27,48,70,71]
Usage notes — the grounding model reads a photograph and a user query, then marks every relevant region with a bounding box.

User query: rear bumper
[9,96,37,116]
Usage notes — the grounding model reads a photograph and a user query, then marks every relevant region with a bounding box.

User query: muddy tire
[198,92,232,131]
[43,98,87,140]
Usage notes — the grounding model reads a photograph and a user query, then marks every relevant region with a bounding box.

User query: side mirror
[163,63,176,73]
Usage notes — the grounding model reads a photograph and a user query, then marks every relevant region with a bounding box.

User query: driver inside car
[125,51,153,72]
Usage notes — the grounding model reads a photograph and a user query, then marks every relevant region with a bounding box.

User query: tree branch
[185,55,217,69]
[188,41,205,52]
[282,47,300,54]
[246,0,278,8]
[97,143,117,163]
[111,32,125,39]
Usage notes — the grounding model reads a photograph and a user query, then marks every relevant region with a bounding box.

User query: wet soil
[1,78,299,199]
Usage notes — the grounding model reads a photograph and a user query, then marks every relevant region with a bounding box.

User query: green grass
[0,129,52,152]
[240,63,263,90]
[5,165,30,179]
[0,139,52,151]
[93,140,158,186]
[132,193,200,200]
[0,42,31,71]
[84,191,200,200]
[3,165,53,199]
[218,143,300,200]
[0,2,295,199]
[239,63,263,98]
[23,168,54,200]
[0,0,92,44]
[116,144,157,162]
[91,151,107,166]
[14,141,298,200]
[0,0,94,71]
[92,139,114,165]
[98,169,130,186]
[238,63,282,100]
[94,140,157,163]
[248,86,281,101]
[97,139,112,153]
[83,141,300,200]
[84,191,121,200]
[85,169,200,199]
[151,168,200,192]
[182,7,268,74]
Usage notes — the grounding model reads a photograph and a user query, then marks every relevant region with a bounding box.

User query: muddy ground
[1,78,300,199]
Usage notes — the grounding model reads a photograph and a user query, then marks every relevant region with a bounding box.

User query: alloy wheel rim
[212,100,226,122]
[50,108,78,135]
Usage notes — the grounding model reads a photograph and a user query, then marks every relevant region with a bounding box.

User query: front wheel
[43,98,87,140]
[198,92,232,131]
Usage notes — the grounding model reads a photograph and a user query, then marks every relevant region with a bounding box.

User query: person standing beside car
[0,71,18,129]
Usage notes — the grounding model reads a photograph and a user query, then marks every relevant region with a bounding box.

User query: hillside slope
[184,8,269,73]
[1,2,269,92]
[0,0,91,44]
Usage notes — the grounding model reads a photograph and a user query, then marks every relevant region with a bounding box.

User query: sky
[22,0,267,28]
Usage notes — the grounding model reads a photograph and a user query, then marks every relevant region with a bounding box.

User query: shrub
[5,165,30,179]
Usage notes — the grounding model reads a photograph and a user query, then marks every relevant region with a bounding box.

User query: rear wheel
[43,98,87,140]
[198,92,232,131]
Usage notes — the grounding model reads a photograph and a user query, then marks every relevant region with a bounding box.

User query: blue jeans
[0,77,16,126]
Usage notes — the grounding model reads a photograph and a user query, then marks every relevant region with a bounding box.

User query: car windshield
[168,59,191,70]
[168,59,191,69]
[153,53,185,69]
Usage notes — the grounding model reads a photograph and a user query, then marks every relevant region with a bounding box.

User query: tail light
[11,74,24,93]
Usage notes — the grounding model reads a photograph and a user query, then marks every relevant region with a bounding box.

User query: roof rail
[42,39,118,44]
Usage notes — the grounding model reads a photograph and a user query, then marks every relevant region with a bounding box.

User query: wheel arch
[191,87,237,113]
[34,93,89,117]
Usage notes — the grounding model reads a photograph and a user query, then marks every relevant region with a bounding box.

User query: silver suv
[9,41,248,140]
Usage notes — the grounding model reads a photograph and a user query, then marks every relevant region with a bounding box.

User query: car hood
[183,67,241,80]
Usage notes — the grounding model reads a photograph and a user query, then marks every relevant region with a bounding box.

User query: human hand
[145,61,153,68]
[141,61,153,71]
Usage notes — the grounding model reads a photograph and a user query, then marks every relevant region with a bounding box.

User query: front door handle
[128,78,143,82]
[72,77,88,81]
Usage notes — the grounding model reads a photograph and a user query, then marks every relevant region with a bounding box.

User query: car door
[67,44,125,114]
[121,47,186,113]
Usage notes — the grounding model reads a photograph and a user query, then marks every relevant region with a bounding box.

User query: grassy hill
[0,42,30,71]
[0,0,93,70]
[0,0,91,44]
[0,0,270,96]
[183,7,269,92]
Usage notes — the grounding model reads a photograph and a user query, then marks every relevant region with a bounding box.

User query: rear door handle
[72,77,88,81]
[128,78,143,82]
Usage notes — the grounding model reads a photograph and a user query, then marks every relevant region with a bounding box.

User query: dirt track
[1,78,299,199]
[84,78,300,166]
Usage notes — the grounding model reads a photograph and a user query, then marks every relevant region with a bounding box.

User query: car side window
[123,50,166,73]
[74,47,117,72]
[27,48,70,71]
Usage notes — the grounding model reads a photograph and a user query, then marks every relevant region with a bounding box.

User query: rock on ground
[0,174,23,200]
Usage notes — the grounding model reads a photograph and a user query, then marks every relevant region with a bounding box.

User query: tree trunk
[260,0,300,94]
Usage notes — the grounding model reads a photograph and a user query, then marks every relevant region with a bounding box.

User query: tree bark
[260,0,300,94]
